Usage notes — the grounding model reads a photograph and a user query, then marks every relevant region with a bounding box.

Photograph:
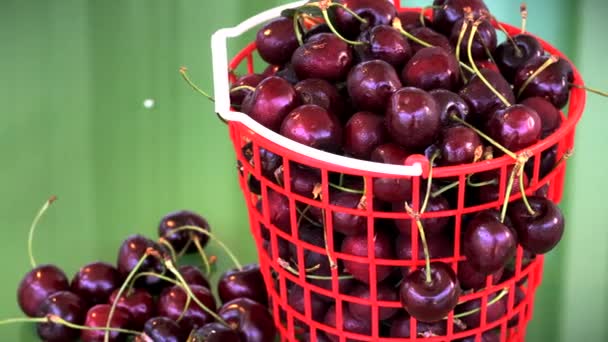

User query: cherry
[157,284,217,332]
[324,304,371,342]
[344,111,388,160]
[432,0,489,35]
[393,195,451,236]
[396,233,453,276]
[275,63,300,85]
[218,264,268,306]
[314,190,368,236]
[117,235,166,293]
[400,262,461,322]
[340,229,395,284]
[473,166,529,204]
[331,0,398,39]
[178,265,211,289]
[36,291,86,342]
[455,292,507,330]
[230,73,265,107]
[81,304,132,342]
[346,282,399,321]
[402,47,460,91]
[459,69,515,123]
[463,211,517,274]
[262,64,280,77]
[386,87,441,150]
[438,126,483,166]
[280,104,343,153]
[109,288,155,331]
[17,264,69,317]
[513,56,573,109]
[265,188,291,234]
[347,59,402,113]
[158,210,211,254]
[139,317,184,342]
[509,196,565,254]
[287,283,328,322]
[450,18,497,61]
[256,17,298,65]
[287,223,332,276]
[520,97,562,137]
[294,78,346,119]
[356,25,412,68]
[389,314,447,338]
[242,76,301,131]
[292,33,353,82]
[494,34,544,83]
[485,104,542,152]
[397,12,432,31]
[409,27,454,54]
[430,89,470,124]
[189,322,243,342]
[525,146,557,180]
[219,298,276,342]
[457,260,503,291]
[274,164,320,198]
[371,143,413,203]
[303,24,332,42]
[71,262,123,306]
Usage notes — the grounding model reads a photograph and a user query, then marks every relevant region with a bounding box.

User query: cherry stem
[192,236,212,276]
[293,11,304,46]
[0,315,141,335]
[520,3,528,34]
[329,182,364,194]
[518,163,536,216]
[177,239,193,259]
[27,195,57,269]
[450,114,517,159]
[421,151,441,214]
[278,258,353,280]
[179,67,215,102]
[338,173,345,187]
[452,288,509,319]
[499,161,524,223]
[455,19,470,82]
[172,225,243,270]
[158,238,177,262]
[327,2,368,25]
[319,7,364,46]
[321,212,338,269]
[419,6,441,27]
[405,203,432,284]
[128,272,181,295]
[468,21,512,107]
[569,84,608,97]
[517,55,558,98]
[468,178,497,187]
[431,180,459,198]
[296,205,322,228]
[230,85,256,93]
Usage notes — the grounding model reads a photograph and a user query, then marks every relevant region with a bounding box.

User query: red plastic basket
[211,1,586,341]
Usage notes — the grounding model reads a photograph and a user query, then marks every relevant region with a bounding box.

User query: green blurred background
[1,0,606,340]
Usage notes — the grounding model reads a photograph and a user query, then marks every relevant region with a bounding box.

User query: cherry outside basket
[210,1,586,341]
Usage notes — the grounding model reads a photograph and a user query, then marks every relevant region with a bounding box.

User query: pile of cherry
[5,200,276,342]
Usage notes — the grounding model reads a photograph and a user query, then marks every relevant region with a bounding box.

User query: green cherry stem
[499,163,522,223]
[450,114,517,160]
[419,6,441,27]
[518,164,536,216]
[405,203,432,284]
[455,19,470,82]
[467,177,497,187]
[329,182,364,194]
[128,272,181,294]
[277,258,353,280]
[192,237,212,276]
[27,195,57,269]
[293,11,304,46]
[517,55,558,98]
[520,3,528,34]
[176,239,193,259]
[319,6,364,45]
[321,212,338,269]
[172,226,243,270]
[452,288,509,319]
[296,206,322,228]
[179,67,215,102]
[157,238,177,263]
[569,84,608,97]
[338,173,345,187]
[327,2,368,25]
[421,151,441,214]
[431,181,459,198]
[230,85,256,93]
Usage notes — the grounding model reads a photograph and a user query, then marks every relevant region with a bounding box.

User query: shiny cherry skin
[158,210,210,253]
[109,288,155,330]
[218,264,267,306]
[341,230,395,284]
[288,283,328,322]
[393,194,451,236]
[386,87,441,150]
[178,265,211,289]
[347,59,402,113]
[241,142,282,180]
[439,126,483,165]
[513,56,573,109]
[292,33,353,81]
[256,17,298,65]
[494,34,544,82]
[274,164,320,198]
[36,291,86,342]
[455,292,507,330]
[430,89,470,124]
[485,104,542,152]
[457,259,503,291]
[371,143,413,202]
[331,0,398,39]
[400,262,461,322]
[432,0,489,35]
[219,298,276,342]
[294,78,345,119]
[450,18,497,61]
[347,282,399,321]
[190,322,243,342]
[397,12,432,31]
[138,317,184,342]
[287,223,332,275]
[242,76,301,131]
[402,47,460,91]
[71,262,123,306]
[463,211,517,274]
[509,196,565,254]
[280,104,343,153]
[157,284,217,332]
[324,304,372,342]
[356,25,412,68]
[409,27,454,54]
[18,264,69,317]
[319,190,368,236]
[81,304,132,342]
[116,235,167,293]
[390,314,447,338]
[230,73,265,107]
[460,69,515,123]
[262,64,280,77]
[520,96,562,137]
[344,111,388,160]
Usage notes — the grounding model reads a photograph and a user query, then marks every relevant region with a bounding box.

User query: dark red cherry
[347,59,402,113]
[218,264,267,306]
[219,298,276,342]
[473,165,529,204]
[286,223,332,282]
[81,304,132,342]
[494,34,544,82]
[344,111,388,160]
[409,27,454,54]
[294,78,345,118]
[178,265,211,289]
[393,194,451,236]
[280,104,343,153]
[262,64,280,77]
[386,87,441,150]
[36,291,86,342]
[109,288,155,330]
[230,74,265,107]
[400,262,461,322]
[463,211,517,274]
[370,143,413,202]
[292,33,353,81]
[274,164,320,198]
[117,235,167,293]
[356,25,412,68]
[263,188,291,234]
[513,56,573,109]
[275,63,300,85]
[520,97,562,137]
[303,24,332,42]
[157,284,217,332]
[324,304,371,342]
[397,12,432,31]
[288,283,328,322]
[457,260,503,291]
[190,322,243,342]
[319,190,368,236]
[139,317,185,342]
[509,196,565,254]
[402,47,460,91]
[525,146,558,180]
[256,17,298,65]
[450,18,497,61]
[389,314,447,338]
[485,104,542,152]
[241,142,282,180]
[455,292,507,330]
[341,230,395,284]
[438,126,483,165]
[158,210,210,253]
[18,264,69,317]
[347,282,399,321]
[71,262,123,306]
[242,76,301,131]
[432,0,489,35]
[331,0,398,39]
[459,69,515,123]
[430,89,470,124]
[396,233,453,276]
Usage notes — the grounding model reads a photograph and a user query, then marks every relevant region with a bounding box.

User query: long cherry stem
[329,182,364,194]
[158,238,177,262]
[570,84,608,97]
[450,114,517,159]
[500,163,521,223]
[518,164,536,215]
[455,18,470,82]
[419,6,441,27]
[27,196,57,269]
[321,212,338,269]
[520,3,528,33]
[421,151,441,214]
[293,11,304,46]
[327,2,368,25]
[192,237,211,276]
[452,288,509,319]
[431,181,459,198]
[405,203,432,284]
[517,55,558,98]
[0,315,141,335]
[296,206,322,228]
[230,85,256,93]
[277,258,353,280]
[172,225,243,270]
[179,67,215,102]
